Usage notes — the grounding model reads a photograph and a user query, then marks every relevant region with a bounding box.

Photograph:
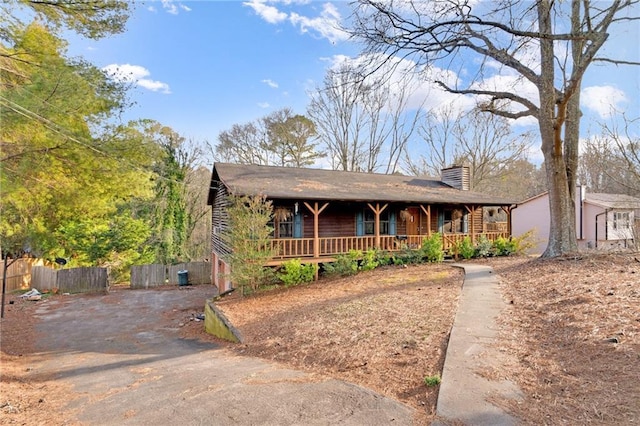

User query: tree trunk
[538,0,578,257]
[542,151,578,257]
[564,0,583,212]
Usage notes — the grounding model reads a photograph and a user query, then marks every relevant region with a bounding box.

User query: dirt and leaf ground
[1,253,639,425]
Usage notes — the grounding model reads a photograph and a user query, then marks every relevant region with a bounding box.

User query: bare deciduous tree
[216,121,272,166]
[406,105,533,192]
[580,115,640,196]
[308,60,422,173]
[307,63,371,171]
[216,108,322,168]
[350,0,639,257]
[604,115,640,196]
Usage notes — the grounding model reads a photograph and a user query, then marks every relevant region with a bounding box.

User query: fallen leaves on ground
[2,252,638,426]
[484,253,640,425]
[216,263,463,424]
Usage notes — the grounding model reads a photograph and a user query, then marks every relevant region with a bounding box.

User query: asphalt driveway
[31,285,413,425]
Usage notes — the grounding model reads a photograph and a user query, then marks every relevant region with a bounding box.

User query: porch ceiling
[211,163,514,206]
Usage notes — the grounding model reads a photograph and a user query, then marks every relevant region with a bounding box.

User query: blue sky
[65,1,639,164]
[69,1,358,144]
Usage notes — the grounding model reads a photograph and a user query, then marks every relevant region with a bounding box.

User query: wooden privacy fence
[130,261,211,289]
[31,266,108,293]
[0,258,54,292]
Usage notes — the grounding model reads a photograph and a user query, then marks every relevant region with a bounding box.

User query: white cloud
[258,102,271,108]
[243,0,288,24]
[162,0,178,15]
[102,64,171,94]
[244,1,347,43]
[137,79,172,93]
[262,79,279,88]
[581,85,627,118]
[289,3,348,44]
[161,0,191,15]
[322,54,473,116]
[103,64,149,82]
[147,5,157,13]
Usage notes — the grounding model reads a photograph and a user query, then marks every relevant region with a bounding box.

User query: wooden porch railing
[484,222,508,232]
[269,232,509,260]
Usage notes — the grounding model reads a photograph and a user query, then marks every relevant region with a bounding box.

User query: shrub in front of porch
[494,236,517,256]
[453,237,475,260]
[323,250,360,277]
[421,233,445,263]
[278,259,317,287]
[361,249,380,271]
[475,236,493,257]
[392,248,425,265]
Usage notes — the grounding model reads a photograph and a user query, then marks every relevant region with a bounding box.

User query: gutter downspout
[594,209,609,249]
[508,204,518,237]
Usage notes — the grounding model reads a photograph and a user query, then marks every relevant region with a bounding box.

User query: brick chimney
[441,165,470,191]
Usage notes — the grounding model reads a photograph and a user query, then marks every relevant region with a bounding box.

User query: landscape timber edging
[204,298,243,343]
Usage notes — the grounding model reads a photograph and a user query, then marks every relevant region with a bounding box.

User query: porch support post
[465,205,477,243]
[304,201,329,260]
[502,205,513,236]
[304,201,329,281]
[420,205,431,236]
[367,202,388,249]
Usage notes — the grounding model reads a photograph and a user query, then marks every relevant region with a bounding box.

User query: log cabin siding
[318,211,356,237]
[211,184,231,257]
[472,207,484,234]
[430,207,440,234]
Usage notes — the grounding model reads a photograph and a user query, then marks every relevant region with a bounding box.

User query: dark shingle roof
[210,163,514,206]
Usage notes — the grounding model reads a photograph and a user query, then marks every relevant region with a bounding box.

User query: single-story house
[207,162,515,291]
[512,186,640,254]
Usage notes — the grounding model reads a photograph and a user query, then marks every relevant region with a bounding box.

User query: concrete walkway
[435,264,522,425]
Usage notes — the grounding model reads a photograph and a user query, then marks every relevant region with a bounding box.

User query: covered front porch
[265,201,512,264]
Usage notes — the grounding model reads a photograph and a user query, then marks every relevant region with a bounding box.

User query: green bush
[453,236,475,259]
[360,249,379,271]
[392,248,425,265]
[278,259,317,287]
[493,236,517,256]
[474,235,493,257]
[511,230,537,255]
[323,251,359,277]
[375,250,392,266]
[421,233,444,263]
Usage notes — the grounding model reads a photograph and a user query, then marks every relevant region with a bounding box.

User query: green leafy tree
[1,0,130,87]
[1,0,129,43]
[137,121,191,264]
[221,194,274,295]
[0,23,148,260]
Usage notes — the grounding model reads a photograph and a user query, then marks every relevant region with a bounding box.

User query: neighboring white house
[513,186,640,254]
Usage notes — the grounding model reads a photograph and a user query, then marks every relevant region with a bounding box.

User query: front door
[406,207,420,235]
